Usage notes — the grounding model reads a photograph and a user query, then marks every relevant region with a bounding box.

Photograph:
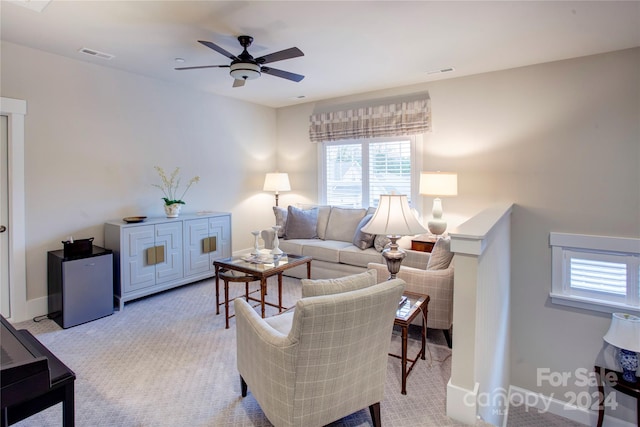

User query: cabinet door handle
[147,245,165,265]
[203,236,217,254]
[147,246,156,265]
[155,245,165,264]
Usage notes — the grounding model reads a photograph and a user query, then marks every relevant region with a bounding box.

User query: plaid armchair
[367,260,454,347]
[235,277,405,427]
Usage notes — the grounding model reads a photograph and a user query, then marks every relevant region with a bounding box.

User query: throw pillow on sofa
[427,237,454,270]
[374,235,391,252]
[352,214,375,250]
[273,206,288,237]
[324,207,367,242]
[284,205,319,239]
[301,269,377,297]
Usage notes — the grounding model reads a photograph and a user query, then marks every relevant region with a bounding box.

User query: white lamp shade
[419,172,458,196]
[361,194,427,236]
[263,173,291,192]
[603,313,640,352]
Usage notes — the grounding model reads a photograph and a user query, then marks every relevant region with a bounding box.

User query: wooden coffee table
[213,253,311,321]
[389,291,429,395]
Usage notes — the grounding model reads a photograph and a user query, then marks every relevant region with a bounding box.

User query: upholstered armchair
[235,272,405,427]
[367,238,454,347]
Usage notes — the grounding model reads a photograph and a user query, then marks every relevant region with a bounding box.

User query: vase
[164,203,182,218]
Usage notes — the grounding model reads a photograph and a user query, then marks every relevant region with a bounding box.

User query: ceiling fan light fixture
[229,62,261,80]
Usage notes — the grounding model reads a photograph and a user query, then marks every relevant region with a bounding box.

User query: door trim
[1,97,27,322]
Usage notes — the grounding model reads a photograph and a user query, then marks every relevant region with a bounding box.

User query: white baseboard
[447,379,480,425]
[507,385,636,427]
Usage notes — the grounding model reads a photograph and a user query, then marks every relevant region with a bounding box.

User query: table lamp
[263,172,291,206]
[361,194,427,279]
[419,172,458,236]
[603,312,640,383]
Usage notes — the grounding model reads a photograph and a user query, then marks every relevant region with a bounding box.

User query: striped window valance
[309,96,431,143]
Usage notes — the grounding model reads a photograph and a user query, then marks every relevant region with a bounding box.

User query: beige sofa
[261,205,430,279]
[262,205,455,347]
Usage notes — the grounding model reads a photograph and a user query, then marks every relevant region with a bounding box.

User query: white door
[1,115,9,317]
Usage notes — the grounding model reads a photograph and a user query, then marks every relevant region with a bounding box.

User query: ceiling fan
[175,35,304,87]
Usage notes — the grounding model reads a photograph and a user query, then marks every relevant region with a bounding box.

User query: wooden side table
[594,365,639,427]
[411,237,436,253]
[389,292,429,395]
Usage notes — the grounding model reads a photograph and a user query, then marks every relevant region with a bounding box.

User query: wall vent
[427,67,456,75]
[78,48,115,61]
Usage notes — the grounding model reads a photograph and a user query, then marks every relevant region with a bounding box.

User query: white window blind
[322,138,414,208]
[550,233,640,314]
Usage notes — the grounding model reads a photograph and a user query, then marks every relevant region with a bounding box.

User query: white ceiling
[2,1,639,108]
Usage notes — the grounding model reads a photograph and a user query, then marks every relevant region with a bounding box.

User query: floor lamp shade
[419,172,458,235]
[361,194,427,279]
[263,173,291,206]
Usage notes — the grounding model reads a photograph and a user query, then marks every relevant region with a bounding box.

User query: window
[550,233,640,314]
[320,137,416,208]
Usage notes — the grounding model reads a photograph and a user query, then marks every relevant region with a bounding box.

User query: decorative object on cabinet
[152,166,200,216]
[263,172,290,206]
[104,213,231,311]
[361,194,427,280]
[603,312,640,383]
[419,171,458,236]
[123,216,147,223]
[164,203,182,218]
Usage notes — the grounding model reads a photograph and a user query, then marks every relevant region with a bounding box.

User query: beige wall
[1,41,280,306]
[276,48,640,423]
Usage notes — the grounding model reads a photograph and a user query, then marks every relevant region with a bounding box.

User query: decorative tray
[123,216,147,223]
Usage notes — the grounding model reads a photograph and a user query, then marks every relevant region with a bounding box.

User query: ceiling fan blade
[233,79,246,88]
[261,67,305,82]
[255,47,304,65]
[175,65,230,70]
[198,40,238,61]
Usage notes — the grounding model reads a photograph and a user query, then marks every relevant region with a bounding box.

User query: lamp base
[382,236,406,280]
[619,349,638,383]
[427,219,447,236]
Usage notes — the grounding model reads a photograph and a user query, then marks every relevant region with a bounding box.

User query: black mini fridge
[47,246,114,328]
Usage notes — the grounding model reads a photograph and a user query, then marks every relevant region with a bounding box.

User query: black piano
[1,315,75,426]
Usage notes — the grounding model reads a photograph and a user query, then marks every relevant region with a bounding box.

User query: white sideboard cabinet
[105,212,231,310]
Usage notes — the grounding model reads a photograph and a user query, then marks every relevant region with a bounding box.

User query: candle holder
[250,231,260,255]
[271,226,283,255]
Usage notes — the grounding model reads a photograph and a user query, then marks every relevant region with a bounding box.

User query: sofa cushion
[300,269,377,298]
[301,240,352,263]
[264,311,295,335]
[273,206,287,237]
[352,214,375,250]
[339,246,384,268]
[278,239,306,256]
[324,207,367,242]
[285,206,318,239]
[427,237,454,270]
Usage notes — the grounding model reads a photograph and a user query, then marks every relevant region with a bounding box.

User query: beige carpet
[10,276,571,427]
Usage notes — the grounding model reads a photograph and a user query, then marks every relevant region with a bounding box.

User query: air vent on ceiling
[427,67,456,75]
[78,47,115,61]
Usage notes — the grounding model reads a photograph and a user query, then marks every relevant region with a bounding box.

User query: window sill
[550,292,640,316]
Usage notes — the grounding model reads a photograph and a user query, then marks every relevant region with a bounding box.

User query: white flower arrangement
[153,166,200,205]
